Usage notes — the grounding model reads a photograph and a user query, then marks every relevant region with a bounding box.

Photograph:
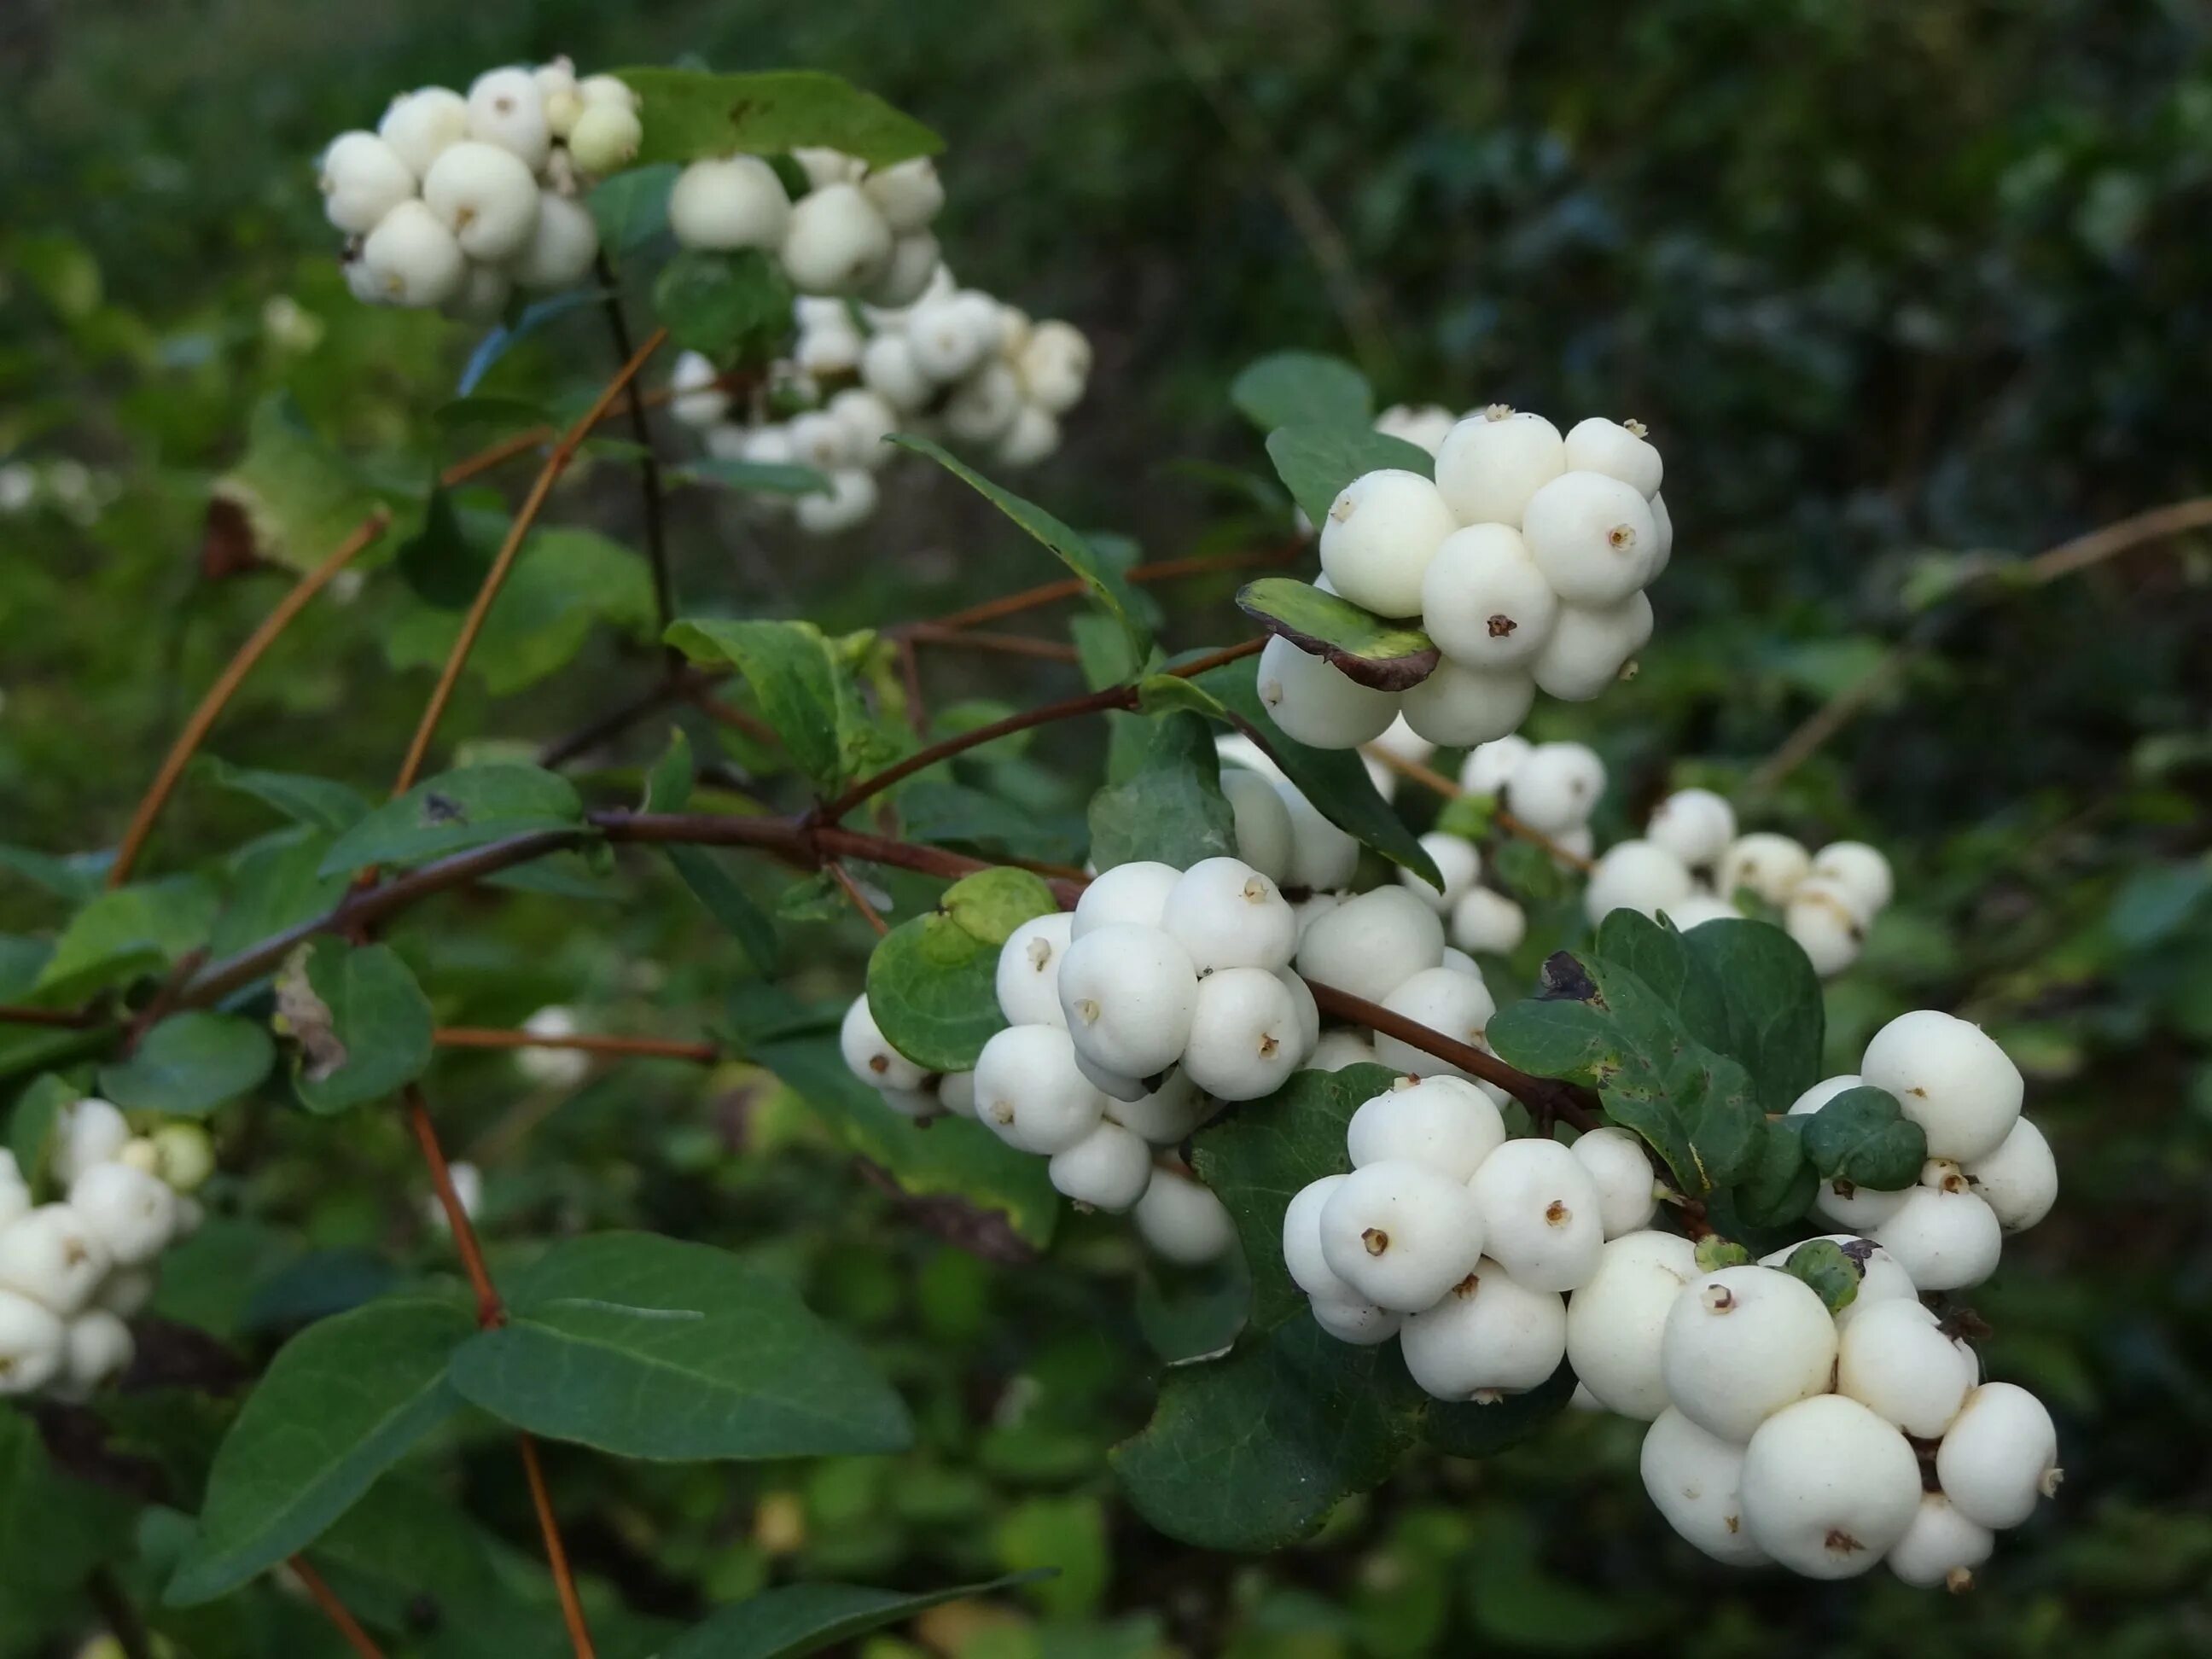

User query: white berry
[1397,659,1534,748]
[1640,1406,1767,1565]
[1284,1175,1356,1302]
[1372,965,1497,1080]
[1661,1266,1839,1442]
[668,156,792,250]
[1570,1126,1660,1237]
[1583,840,1695,927]
[0,1205,113,1315]
[1254,635,1399,750]
[839,994,928,1092]
[1459,733,1532,797]
[361,201,467,307]
[1434,407,1565,527]
[1318,469,1458,618]
[1835,1298,1976,1438]
[1887,1493,1994,1591]
[378,88,470,178]
[1936,1382,2061,1529]
[1811,841,1894,914]
[1646,789,1737,870]
[1872,1185,2004,1290]
[1072,859,1181,937]
[973,1024,1106,1155]
[1295,887,1446,1004]
[1467,1137,1605,1292]
[54,1098,131,1186]
[1276,781,1359,892]
[1057,924,1198,1080]
[464,67,550,169]
[568,101,643,178]
[1521,471,1660,606]
[1786,877,1871,977]
[67,1163,177,1267]
[319,131,416,236]
[1449,888,1526,957]
[509,190,599,289]
[1105,1068,1214,1145]
[782,183,894,295]
[995,911,1073,1028]
[1346,1075,1505,1182]
[1317,1160,1487,1312]
[1397,833,1479,913]
[1048,1121,1154,1212]
[1309,1295,1403,1345]
[1132,1165,1236,1266]
[1529,592,1654,701]
[1720,833,1812,908]
[1181,967,1304,1100]
[1568,1229,1697,1418]
[0,1289,65,1396]
[1739,1394,1923,1578]
[1419,524,1559,667]
[1219,769,1293,882]
[1756,1233,1918,1329]
[1400,1257,1566,1399]
[1965,1117,2057,1232]
[1562,416,1662,498]
[58,1308,135,1399]
[1506,742,1606,834]
[1860,1010,2023,1163]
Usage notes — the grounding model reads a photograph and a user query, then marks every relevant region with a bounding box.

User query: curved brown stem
[290,1557,386,1658]
[434,1026,717,1063]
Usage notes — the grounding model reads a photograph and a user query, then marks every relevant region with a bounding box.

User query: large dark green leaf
[614,67,943,168]
[1681,917,1825,1113]
[1264,424,1437,526]
[33,876,218,1001]
[667,848,779,975]
[1086,712,1237,871]
[278,938,434,1115]
[864,868,1057,1073]
[661,1575,1045,1659]
[1229,352,1372,433]
[317,765,585,876]
[1236,576,1440,691]
[98,1012,274,1117]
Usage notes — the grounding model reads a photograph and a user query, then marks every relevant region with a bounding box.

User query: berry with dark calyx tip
[1057,924,1199,1080]
[464,66,550,170]
[838,994,928,1092]
[1660,1265,1838,1443]
[1887,1493,1994,1592]
[1720,831,1812,908]
[1317,1159,1487,1313]
[1639,1406,1767,1565]
[1562,416,1662,498]
[1935,1382,2061,1530]
[995,911,1074,1027]
[1871,1185,2003,1290]
[1048,1121,1154,1211]
[1346,1074,1505,1182]
[1104,1068,1214,1145]
[0,1206,113,1315]
[0,1289,66,1396]
[1318,469,1458,618]
[1468,1137,1605,1292]
[567,100,643,178]
[1739,1394,1923,1578]
[1308,1295,1403,1345]
[1433,406,1566,527]
[67,1163,178,1266]
[1521,471,1660,606]
[1568,1229,1698,1418]
[1837,1298,1977,1438]
[972,1023,1106,1155]
[1181,968,1304,1100]
[1505,742,1605,834]
[1132,1163,1236,1265]
[1072,859,1181,937]
[1399,1258,1566,1399]
[1418,524,1559,667]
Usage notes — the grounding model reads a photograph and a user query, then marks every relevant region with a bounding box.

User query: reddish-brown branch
[392,328,669,797]
[517,1432,597,1659]
[434,1026,717,1064]
[686,686,778,745]
[0,1004,107,1028]
[291,1556,387,1659]
[1361,746,1598,874]
[825,862,891,935]
[911,545,1285,636]
[900,623,1080,662]
[108,511,391,888]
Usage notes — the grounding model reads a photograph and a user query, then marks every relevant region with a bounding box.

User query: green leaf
[209,396,405,574]
[1236,576,1440,692]
[387,528,658,695]
[196,757,369,832]
[34,876,218,1000]
[7,1074,79,1196]
[888,435,1151,662]
[1800,1084,1926,1193]
[1422,1367,1576,1458]
[1190,1063,1396,1332]
[1135,1254,1252,1364]
[1680,917,1825,1114]
[0,1407,135,1634]
[896,780,1086,866]
[0,844,109,905]
[667,618,885,797]
[166,1297,473,1606]
[1732,1116,1818,1228]
[1264,424,1437,527]
[661,1575,1045,1659]
[97,1012,274,1118]
[1694,1237,1753,1272]
[865,869,1057,1073]
[278,939,434,1115]
[676,456,833,497]
[652,248,795,358]
[394,483,489,610]
[446,1232,912,1461]
[643,728,696,813]
[1086,712,1237,871]
[317,765,585,876]
[209,831,351,960]
[587,160,678,252]
[1779,1238,1864,1313]
[1229,352,1372,433]
[667,847,778,975]
[613,67,943,168]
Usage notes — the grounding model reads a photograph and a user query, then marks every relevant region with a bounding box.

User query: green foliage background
[3,1,2210,1655]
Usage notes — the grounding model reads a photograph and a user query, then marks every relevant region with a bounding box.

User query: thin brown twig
[290,1557,387,1659]
[517,1433,597,1659]
[912,546,1284,637]
[0,1004,106,1029]
[1359,745,1598,873]
[119,948,207,1057]
[900,623,1081,662]
[824,862,891,935]
[434,1026,717,1063]
[591,253,678,661]
[108,511,391,888]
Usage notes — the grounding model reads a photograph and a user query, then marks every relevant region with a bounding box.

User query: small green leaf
[1237,576,1441,691]
[613,67,943,168]
[643,729,696,814]
[1800,1085,1927,1193]
[939,866,1057,945]
[317,765,585,877]
[1694,1237,1752,1272]
[7,1074,78,1196]
[98,1013,274,1118]
[278,939,434,1115]
[0,844,108,905]
[1778,1238,1864,1313]
[661,1575,1046,1659]
[865,869,1057,1073]
[675,457,833,497]
[1087,712,1237,872]
[196,757,370,833]
[1264,424,1438,527]
[209,396,405,574]
[166,1297,473,1606]
[586,160,678,252]
[652,248,795,358]
[394,484,489,610]
[667,847,778,975]
[34,876,218,1000]
[1229,352,1372,433]
[666,618,887,797]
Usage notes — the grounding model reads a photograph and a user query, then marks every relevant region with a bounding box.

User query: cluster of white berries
[667,145,946,304]
[324,60,630,316]
[1261,407,1674,751]
[0,1100,212,1400]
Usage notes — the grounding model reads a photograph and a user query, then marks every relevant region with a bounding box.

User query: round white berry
[1397,833,1479,913]
[1057,924,1198,1080]
[58,1308,134,1400]
[1811,841,1894,915]
[1346,1075,1505,1182]
[1661,1266,1839,1443]
[1307,1031,1380,1071]
[943,361,1026,445]
[1459,734,1532,797]
[1562,416,1662,498]
[0,1205,113,1315]
[1645,789,1737,870]
[152,1125,212,1193]
[1161,859,1297,973]
[1048,1121,1154,1212]
[786,410,855,474]
[839,994,928,1092]
[1570,1126,1660,1237]
[1449,888,1526,958]
[1276,781,1359,892]
[1295,887,1446,1005]
[1640,1406,1767,1565]
[1521,471,1660,606]
[861,156,944,232]
[1567,1229,1698,1418]
[1434,407,1566,527]
[825,387,898,467]
[1220,768,1293,882]
[1400,1258,1566,1400]
[1965,1117,2056,1232]
[1317,1160,1487,1312]
[668,155,792,251]
[378,87,469,178]
[1786,877,1871,977]
[1284,1174,1356,1302]
[796,314,864,377]
[1936,1382,2060,1529]
[1132,1165,1236,1265]
[509,190,598,289]
[319,131,417,236]
[1181,968,1303,1100]
[1372,965,1497,1081]
[567,100,643,178]
[54,1098,131,1187]
[1419,524,1559,667]
[464,67,550,169]
[1105,1068,1213,1144]
[859,225,941,308]
[1467,1137,1605,1292]
[1072,859,1182,937]
[422,141,543,262]
[1254,636,1400,750]
[934,1071,977,1120]
[1887,1493,1994,1591]
[360,200,467,307]
[1836,1298,1977,1438]
[996,403,1061,469]
[1871,1185,2003,1290]
[0,1289,65,1396]
[1277,967,1321,1053]
[67,1163,177,1267]
[1073,1047,1147,1103]
[860,331,934,410]
[1719,833,1812,908]
[1317,469,1458,618]
[1583,840,1695,928]
[792,147,861,189]
[1375,403,1456,455]
[973,1024,1106,1155]
[795,469,880,536]
[1860,1010,2023,1163]
[1530,592,1654,701]
[1398,659,1534,747]
[667,352,729,428]
[1016,321,1091,414]
[1739,1394,1923,1578]
[1308,1295,1403,1345]
[995,911,1074,1028]
[1506,742,1606,834]
[905,296,988,382]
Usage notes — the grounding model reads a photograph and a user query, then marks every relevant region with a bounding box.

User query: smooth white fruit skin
[935,1071,977,1120]
[795,467,879,537]
[1567,1230,1697,1418]
[996,402,1061,469]
[1317,1159,1487,1313]
[1755,1233,1917,1329]
[379,88,470,178]
[319,131,417,236]
[1284,1174,1357,1302]
[1872,1185,2004,1291]
[1450,887,1526,957]
[905,296,989,381]
[1277,967,1321,1057]
[996,911,1074,1028]
[421,140,543,261]
[1965,1117,2057,1232]
[1739,1394,1923,1579]
[0,1158,27,1231]
[1438,946,1476,977]
[1160,858,1298,973]
[1583,840,1695,928]
[54,1099,131,1187]
[1467,1138,1605,1292]
[1057,924,1199,1080]
[1783,879,1866,979]
[1646,789,1737,870]
[862,156,945,231]
[1661,1266,1840,1443]
[1521,470,1660,606]
[839,995,928,1092]
[1181,968,1303,1101]
[667,352,729,428]
[781,183,895,295]
[1398,833,1480,913]
[509,190,599,289]
[1836,1298,1977,1438]
[1374,403,1456,456]
[1074,1048,1148,1103]
[668,156,792,250]
[787,410,855,473]
[1220,769,1293,882]
[1291,891,1344,937]
[58,1307,134,1399]
[464,67,550,169]
[1317,469,1458,618]
[1860,1010,2023,1163]
[1017,321,1091,414]
[0,1206,113,1315]
[1936,1382,2060,1529]
[1433,408,1565,527]
[1419,524,1559,667]
[1295,888,1447,1006]
[1345,1075,1505,1182]
[1276,781,1359,892]
[1132,1166,1236,1266]
[792,147,861,189]
[1306,1031,1380,1071]
[972,1024,1106,1155]
[1640,1406,1768,1565]
[1072,860,1181,937]
[1562,416,1663,498]
[860,332,934,410]
[1887,1493,1994,1590]
[1308,1295,1403,1345]
[1105,1068,1214,1145]
[1505,742,1606,834]
[796,317,864,376]
[1570,1126,1660,1237]
[1811,841,1894,914]
[1373,965,1498,1081]
[944,361,1025,445]
[1254,635,1400,750]
[0,1289,66,1396]
[360,201,466,308]
[1400,1257,1567,1399]
[1459,734,1532,797]
[1048,1121,1154,1212]
[1398,660,1534,748]
[1785,1074,1912,1230]
[826,388,898,467]
[1369,712,1435,770]
[1530,592,1654,702]
[1647,492,1675,576]
[566,101,642,177]
[1720,832,1812,908]
[67,1163,177,1266]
